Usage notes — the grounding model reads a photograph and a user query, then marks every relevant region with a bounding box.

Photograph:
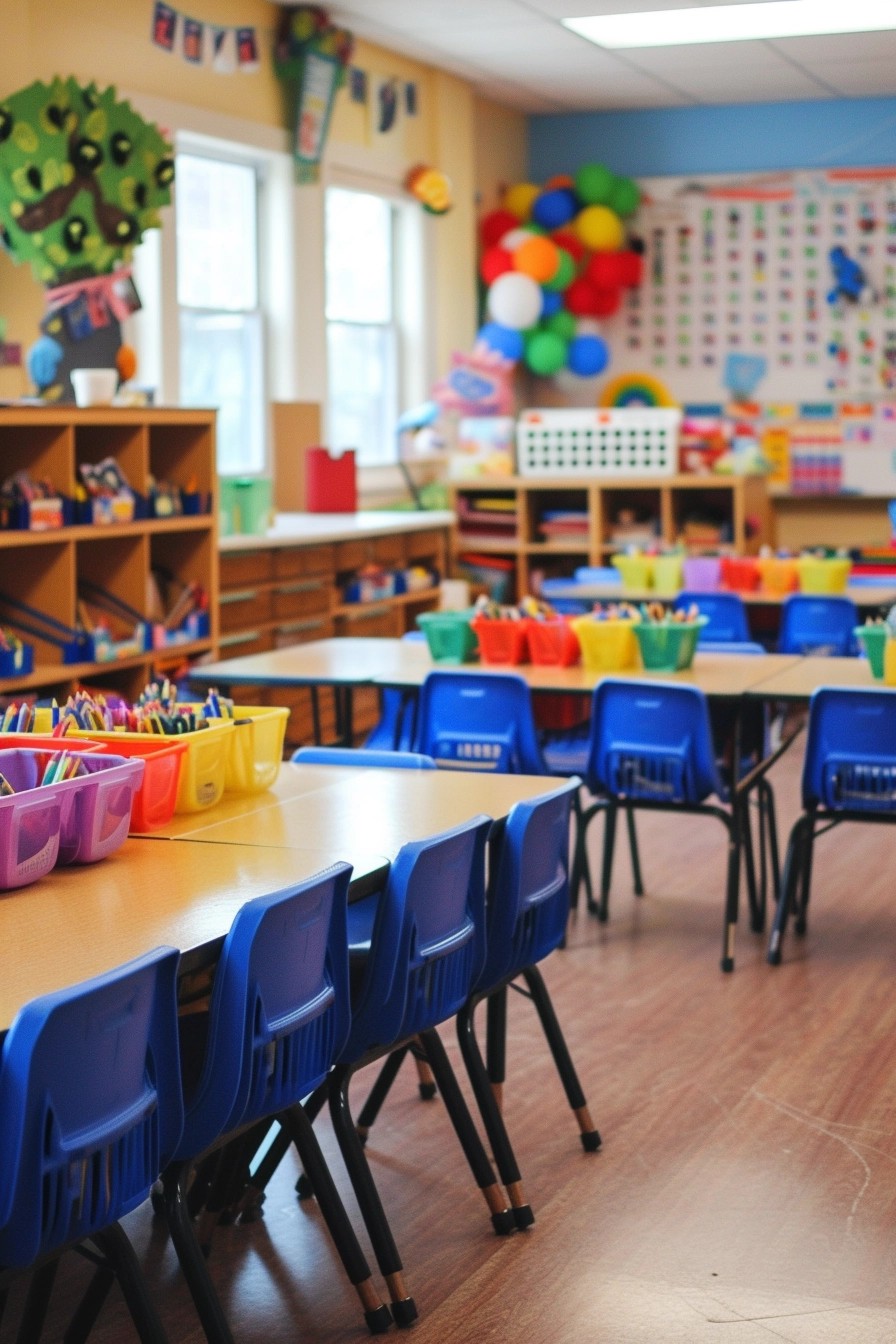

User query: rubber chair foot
[491,1208,517,1237]
[150,1182,165,1217]
[512,1203,535,1231]
[795,918,807,936]
[237,1197,265,1224]
[391,1297,418,1329]
[365,1304,394,1335]
[720,956,734,973]
[749,916,765,934]
[295,1173,314,1201]
[580,1129,602,1153]
[418,1082,437,1100]
[767,949,782,966]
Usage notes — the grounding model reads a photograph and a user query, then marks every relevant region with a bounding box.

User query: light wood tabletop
[0,839,388,1032]
[188,637,425,689]
[146,761,558,846]
[742,655,893,700]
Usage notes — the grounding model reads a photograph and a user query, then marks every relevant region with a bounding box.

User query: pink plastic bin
[0,748,144,885]
[681,557,721,592]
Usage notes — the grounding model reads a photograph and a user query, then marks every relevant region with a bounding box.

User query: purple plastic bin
[0,749,144,880]
[682,557,722,592]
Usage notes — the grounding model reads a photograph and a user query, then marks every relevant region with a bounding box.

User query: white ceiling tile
[803,60,896,98]
[681,67,839,103]
[770,32,896,62]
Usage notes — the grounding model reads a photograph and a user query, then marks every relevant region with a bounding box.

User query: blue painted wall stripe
[528,97,896,179]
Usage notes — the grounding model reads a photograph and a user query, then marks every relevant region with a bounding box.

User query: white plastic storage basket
[516,408,682,477]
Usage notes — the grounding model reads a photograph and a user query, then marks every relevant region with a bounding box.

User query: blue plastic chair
[0,946,183,1343]
[768,687,896,964]
[575,679,777,971]
[293,745,435,769]
[363,630,425,750]
[674,590,751,644]
[457,781,600,1202]
[414,671,548,772]
[777,594,859,656]
[414,669,643,907]
[322,815,513,1326]
[159,864,395,1340]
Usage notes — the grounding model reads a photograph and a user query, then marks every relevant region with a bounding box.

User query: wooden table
[742,654,895,701]
[0,764,556,1031]
[147,760,555,848]
[188,638,428,743]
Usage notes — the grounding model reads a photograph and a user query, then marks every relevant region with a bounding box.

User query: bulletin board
[604,166,896,405]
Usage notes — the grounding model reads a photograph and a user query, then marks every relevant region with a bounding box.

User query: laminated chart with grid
[516,408,682,477]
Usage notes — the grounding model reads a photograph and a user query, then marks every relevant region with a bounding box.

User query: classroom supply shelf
[450,473,772,605]
[0,407,218,702]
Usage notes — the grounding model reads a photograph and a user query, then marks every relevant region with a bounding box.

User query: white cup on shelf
[70,368,118,407]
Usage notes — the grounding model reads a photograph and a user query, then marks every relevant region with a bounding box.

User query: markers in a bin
[0,772,14,796]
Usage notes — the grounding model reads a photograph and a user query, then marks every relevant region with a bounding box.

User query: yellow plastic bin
[796,556,851,594]
[187,704,289,795]
[611,554,654,590]
[64,720,234,814]
[652,554,684,596]
[570,616,639,671]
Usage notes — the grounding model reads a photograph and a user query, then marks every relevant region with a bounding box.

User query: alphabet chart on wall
[608,168,896,405]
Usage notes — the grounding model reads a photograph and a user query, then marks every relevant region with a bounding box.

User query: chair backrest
[0,946,183,1268]
[586,679,725,805]
[474,781,577,993]
[778,594,859,656]
[174,864,352,1160]
[341,815,491,1060]
[703,640,766,655]
[803,687,896,812]
[293,746,436,770]
[673,591,751,643]
[415,671,547,773]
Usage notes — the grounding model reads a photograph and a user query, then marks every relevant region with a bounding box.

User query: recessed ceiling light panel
[563,0,896,49]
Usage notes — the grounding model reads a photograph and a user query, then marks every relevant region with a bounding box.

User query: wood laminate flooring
[4,742,896,1342]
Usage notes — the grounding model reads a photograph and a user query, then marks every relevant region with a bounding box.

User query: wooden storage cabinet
[450,474,772,601]
[0,407,218,701]
[218,519,449,746]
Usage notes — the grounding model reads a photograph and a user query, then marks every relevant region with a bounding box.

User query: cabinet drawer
[336,535,406,571]
[273,544,334,580]
[273,615,333,648]
[216,629,274,658]
[219,587,273,633]
[405,529,445,562]
[335,604,400,637]
[220,550,273,585]
[272,579,331,621]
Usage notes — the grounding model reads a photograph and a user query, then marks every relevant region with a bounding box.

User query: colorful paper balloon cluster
[477,164,642,379]
[274,5,354,82]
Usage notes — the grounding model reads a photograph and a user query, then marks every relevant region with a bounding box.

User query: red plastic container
[525,617,581,667]
[720,556,760,592]
[471,617,529,665]
[305,447,357,512]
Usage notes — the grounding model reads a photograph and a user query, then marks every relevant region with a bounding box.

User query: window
[175,152,265,475]
[325,186,419,467]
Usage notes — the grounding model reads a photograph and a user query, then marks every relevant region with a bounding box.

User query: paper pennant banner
[151,2,258,72]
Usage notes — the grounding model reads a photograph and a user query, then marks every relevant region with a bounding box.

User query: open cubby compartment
[0,420,74,513]
[527,486,591,547]
[599,486,663,551]
[149,418,217,514]
[73,421,147,514]
[670,485,736,549]
[0,541,79,669]
[149,529,215,646]
[76,533,150,658]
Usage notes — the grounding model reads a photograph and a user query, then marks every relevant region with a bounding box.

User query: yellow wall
[0,2,527,401]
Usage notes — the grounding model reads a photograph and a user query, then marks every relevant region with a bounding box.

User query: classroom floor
[6,741,896,1343]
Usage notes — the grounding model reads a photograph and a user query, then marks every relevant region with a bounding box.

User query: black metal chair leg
[763,778,781,907]
[16,1258,58,1344]
[598,801,618,921]
[519,964,601,1152]
[417,1027,517,1235]
[162,1162,236,1344]
[328,1061,418,1327]
[456,1000,532,1230]
[276,1105,392,1335]
[625,804,644,896]
[768,814,811,964]
[741,788,762,933]
[91,1223,170,1344]
[794,819,816,935]
[721,813,742,973]
[63,1260,116,1344]
[356,1045,411,1141]
[485,986,508,1106]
